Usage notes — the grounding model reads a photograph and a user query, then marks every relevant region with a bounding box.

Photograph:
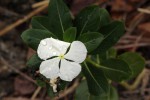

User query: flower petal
[37,37,70,60]
[59,59,81,81]
[64,41,87,63]
[39,57,60,79]
[50,37,70,54]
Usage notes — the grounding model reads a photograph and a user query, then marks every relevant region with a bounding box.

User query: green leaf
[118,52,145,78]
[63,27,76,42]
[58,80,69,90]
[27,54,42,70]
[94,21,125,54]
[75,80,118,100]
[21,29,55,50]
[36,79,46,87]
[75,80,90,100]
[78,32,104,53]
[107,48,117,59]
[99,8,111,29]
[31,16,51,31]
[48,0,72,39]
[98,52,107,63]
[98,48,117,64]
[101,58,132,82]
[74,6,110,35]
[82,62,109,95]
[46,83,55,97]
[90,86,119,100]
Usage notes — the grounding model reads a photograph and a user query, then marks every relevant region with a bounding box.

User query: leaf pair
[22,0,72,51]
[74,5,110,34]
[74,5,111,53]
[93,21,125,54]
[83,51,145,96]
[75,80,118,100]
[32,0,72,39]
[82,58,131,95]
[74,5,125,54]
[22,0,125,54]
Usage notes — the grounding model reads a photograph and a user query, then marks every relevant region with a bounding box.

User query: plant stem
[86,57,147,91]
[31,86,42,100]
[96,54,100,64]
[120,69,146,91]
[86,57,100,68]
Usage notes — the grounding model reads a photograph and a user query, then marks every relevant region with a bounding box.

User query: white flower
[37,37,87,81]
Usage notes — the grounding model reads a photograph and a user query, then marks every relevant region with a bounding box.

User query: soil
[0,0,150,100]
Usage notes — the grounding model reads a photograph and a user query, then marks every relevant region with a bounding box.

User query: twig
[127,7,150,35]
[32,0,49,8]
[141,69,150,95]
[31,87,42,100]
[130,34,143,52]
[118,38,150,44]
[0,57,36,84]
[146,60,150,64]
[0,4,48,36]
[121,35,150,43]
[118,40,132,44]
[126,13,145,35]
[120,69,147,91]
[118,36,150,44]
[115,43,150,49]
[138,8,150,14]
[94,0,107,5]
[0,6,19,17]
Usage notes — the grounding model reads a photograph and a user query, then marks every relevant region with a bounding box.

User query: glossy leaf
[94,21,125,54]
[58,81,69,90]
[78,32,104,53]
[21,29,55,50]
[31,16,51,31]
[36,79,46,87]
[27,54,42,70]
[46,83,55,97]
[98,8,111,29]
[82,62,109,95]
[48,0,72,39]
[98,48,117,63]
[101,58,132,82]
[74,6,110,35]
[63,27,76,42]
[75,80,89,100]
[75,81,118,100]
[118,52,145,78]
[90,86,119,100]
[107,48,117,59]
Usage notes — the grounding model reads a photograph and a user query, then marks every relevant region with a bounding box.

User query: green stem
[96,54,100,64]
[120,69,146,91]
[86,56,146,91]
[86,57,100,68]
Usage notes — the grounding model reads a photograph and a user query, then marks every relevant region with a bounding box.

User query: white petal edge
[39,57,60,79]
[50,37,70,54]
[64,41,87,63]
[37,38,70,60]
[59,59,81,81]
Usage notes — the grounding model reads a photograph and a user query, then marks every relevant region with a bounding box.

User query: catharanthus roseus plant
[21,0,145,99]
[38,37,87,92]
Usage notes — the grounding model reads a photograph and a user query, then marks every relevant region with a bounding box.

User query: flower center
[59,54,64,59]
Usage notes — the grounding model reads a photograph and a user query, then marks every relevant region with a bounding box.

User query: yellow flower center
[59,54,64,59]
